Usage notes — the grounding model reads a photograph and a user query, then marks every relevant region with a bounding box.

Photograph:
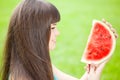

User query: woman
[2,0,59,80]
[1,0,118,80]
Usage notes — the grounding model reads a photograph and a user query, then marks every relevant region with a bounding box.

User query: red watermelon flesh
[81,20,116,64]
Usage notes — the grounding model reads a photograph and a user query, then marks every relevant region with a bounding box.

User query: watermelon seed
[107,36,111,39]
[100,48,104,51]
[88,52,92,55]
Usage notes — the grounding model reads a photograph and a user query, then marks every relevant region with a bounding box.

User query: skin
[49,19,118,80]
[49,23,60,50]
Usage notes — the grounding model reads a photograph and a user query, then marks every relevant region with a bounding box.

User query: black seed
[88,52,92,55]
[100,48,104,51]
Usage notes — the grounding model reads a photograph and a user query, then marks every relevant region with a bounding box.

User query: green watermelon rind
[81,19,116,64]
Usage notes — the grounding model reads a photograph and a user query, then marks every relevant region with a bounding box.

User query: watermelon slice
[81,20,116,64]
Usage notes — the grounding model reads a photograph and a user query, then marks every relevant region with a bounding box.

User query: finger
[102,18,106,23]
[107,25,118,39]
[92,64,99,72]
[102,19,112,28]
[86,64,91,73]
[88,64,90,73]
[114,33,119,39]
[110,28,116,33]
[84,64,90,73]
[88,64,97,73]
[110,27,118,39]
[106,22,112,28]
[102,19,111,26]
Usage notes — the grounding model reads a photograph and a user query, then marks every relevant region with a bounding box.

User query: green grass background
[0,0,120,80]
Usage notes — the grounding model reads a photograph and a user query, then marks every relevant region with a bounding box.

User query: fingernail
[111,28,116,33]
[115,34,118,39]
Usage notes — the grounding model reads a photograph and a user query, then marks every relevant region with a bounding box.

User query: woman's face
[49,23,60,50]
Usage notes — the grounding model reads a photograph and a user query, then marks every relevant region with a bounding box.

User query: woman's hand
[80,61,108,80]
[102,19,118,39]
[85,59,109,80]
[84,19,118,80]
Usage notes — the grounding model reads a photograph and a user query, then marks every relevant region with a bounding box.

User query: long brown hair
[1,0,60,80]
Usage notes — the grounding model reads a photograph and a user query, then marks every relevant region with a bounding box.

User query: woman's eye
[51,27,55,29]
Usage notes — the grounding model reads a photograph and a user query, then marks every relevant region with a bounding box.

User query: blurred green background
[0,0,120,80]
